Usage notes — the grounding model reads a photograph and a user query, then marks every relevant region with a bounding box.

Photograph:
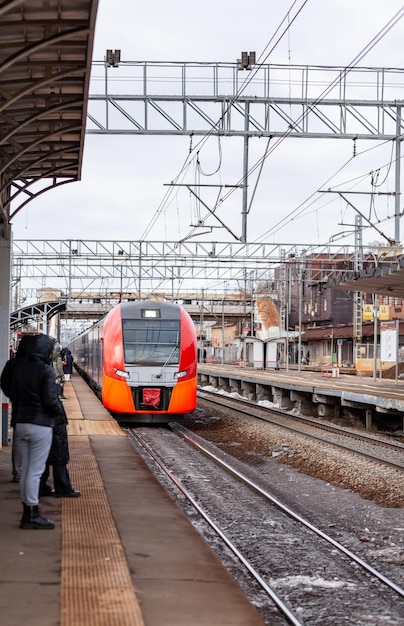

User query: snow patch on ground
[271,575,356,590]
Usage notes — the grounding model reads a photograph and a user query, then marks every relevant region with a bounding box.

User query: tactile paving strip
[60,436,144,626]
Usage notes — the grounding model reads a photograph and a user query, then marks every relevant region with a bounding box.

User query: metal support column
[241,102,249,243]
[0,209,11,447]
[395,104,402,245]
[279,249,286,333]
[298,269,303,373]
[353,215,363,362]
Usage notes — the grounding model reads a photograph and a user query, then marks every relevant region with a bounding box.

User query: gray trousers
[12,429,23,480]
[15,423,53,506]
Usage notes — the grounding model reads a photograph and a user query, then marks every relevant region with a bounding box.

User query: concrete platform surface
[0,377,265,626]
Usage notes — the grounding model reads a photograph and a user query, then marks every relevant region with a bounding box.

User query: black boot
[20,504,55,530]
[31,505,55,530]
[20,504,32,529]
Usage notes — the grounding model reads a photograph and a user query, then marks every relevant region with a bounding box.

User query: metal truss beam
[87,62,404,139]
[12,239,358,300]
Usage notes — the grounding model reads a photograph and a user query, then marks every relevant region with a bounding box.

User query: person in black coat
[39,401,80,498]
[62,348,74,381]
[1,340,27,482]
[0,334,61,529]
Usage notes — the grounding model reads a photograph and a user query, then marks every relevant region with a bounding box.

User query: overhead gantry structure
[87,60,404,245]
[0,0,98,445]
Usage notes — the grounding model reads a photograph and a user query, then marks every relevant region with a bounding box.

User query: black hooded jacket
[1,334,63,428]
[62,348,74,375]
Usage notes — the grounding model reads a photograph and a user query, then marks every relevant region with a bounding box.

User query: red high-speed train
[70,300,198,423]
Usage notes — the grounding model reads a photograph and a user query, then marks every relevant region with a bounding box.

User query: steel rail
[128,429,304,626]
[170,422,404,599]
[198,390,404,471]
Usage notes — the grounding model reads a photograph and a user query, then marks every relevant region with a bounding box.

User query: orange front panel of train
[179,308,198,381]
[168,377,197,413]
[102,375,135,413]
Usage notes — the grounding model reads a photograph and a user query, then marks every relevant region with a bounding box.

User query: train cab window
[122,319,180,365]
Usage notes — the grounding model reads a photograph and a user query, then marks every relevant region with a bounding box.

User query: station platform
[0,376,265,626]
[197,363,404,431]
[198,362,404,400]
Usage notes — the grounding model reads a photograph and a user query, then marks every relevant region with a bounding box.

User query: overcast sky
[11,0,404,250]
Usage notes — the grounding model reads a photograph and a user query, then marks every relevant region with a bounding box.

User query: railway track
[197,389,404,471]
[126,426,404,626]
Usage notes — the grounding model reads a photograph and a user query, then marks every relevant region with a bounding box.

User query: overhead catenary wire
[140,4,404,245]
[179,0,309,161]
[184,6,404,243]
[140,153,193,240]
[141,0,310,240]
[253,152,369,242]
[254,137,404,243]
[217,6,404,209]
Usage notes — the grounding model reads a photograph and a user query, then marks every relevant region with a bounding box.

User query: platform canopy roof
[10,300,66,331]
[0,0,98,224]
[327,254,404,299]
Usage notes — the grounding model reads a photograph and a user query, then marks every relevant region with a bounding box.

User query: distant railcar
[69,300,197,423]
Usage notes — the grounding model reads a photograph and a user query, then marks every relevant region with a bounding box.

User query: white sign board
[380,321,398,363]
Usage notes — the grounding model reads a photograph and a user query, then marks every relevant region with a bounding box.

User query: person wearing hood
[62,348,74,382]
[52,345,66,399]
[1,334,62,530]
[1,339,28,482]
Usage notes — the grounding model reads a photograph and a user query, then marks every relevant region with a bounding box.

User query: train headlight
[174,369,187,379]
[115,369,130,379]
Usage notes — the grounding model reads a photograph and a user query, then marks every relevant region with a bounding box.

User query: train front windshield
[122,319,180,365]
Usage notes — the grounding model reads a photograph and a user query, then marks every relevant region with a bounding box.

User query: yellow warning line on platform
[63,380,125,437]
[67,419,125,436]
[61,437,144,626]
